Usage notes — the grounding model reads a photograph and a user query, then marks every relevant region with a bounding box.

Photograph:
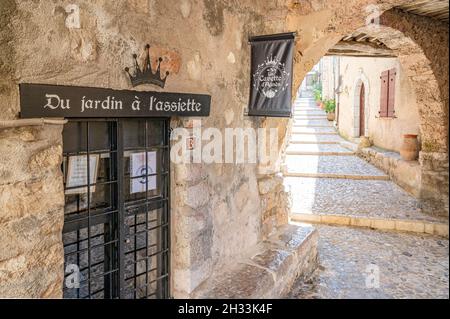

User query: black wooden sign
[19,83,211,118]
[248,32,295,118]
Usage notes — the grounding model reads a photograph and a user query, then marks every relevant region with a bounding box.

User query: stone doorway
[61,118,170,299]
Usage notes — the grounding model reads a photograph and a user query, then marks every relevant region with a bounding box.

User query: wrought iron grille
[62,118,170,299]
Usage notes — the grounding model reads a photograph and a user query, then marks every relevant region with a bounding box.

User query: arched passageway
[277,4,449,216]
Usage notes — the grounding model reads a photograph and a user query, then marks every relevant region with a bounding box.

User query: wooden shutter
[387,68,396,117]
[379,70,389,117]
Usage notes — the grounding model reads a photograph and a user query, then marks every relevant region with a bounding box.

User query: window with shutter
[379,69,396,118]
[387,68,396,117]
[379,70,389,117]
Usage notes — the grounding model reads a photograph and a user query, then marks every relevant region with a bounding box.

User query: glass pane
[123,120,146,149]
[147,120,164,147]
[63,122,87,154]
[89,122,113,152]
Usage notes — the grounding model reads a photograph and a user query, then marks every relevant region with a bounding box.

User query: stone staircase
[284,97,449,238]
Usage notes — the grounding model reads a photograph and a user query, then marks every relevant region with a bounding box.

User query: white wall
[321,56,336,100]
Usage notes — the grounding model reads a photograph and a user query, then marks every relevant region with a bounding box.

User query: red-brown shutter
[387,68,396,117]
[379,70,389,117]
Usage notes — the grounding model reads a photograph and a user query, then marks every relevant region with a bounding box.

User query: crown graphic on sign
[124,44,169,88]
[265,55,279,66]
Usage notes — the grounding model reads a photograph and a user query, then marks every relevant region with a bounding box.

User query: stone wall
[0,125,64,298]
[358,146,422,197]
[0,0,290,298]
[258,174,290,239]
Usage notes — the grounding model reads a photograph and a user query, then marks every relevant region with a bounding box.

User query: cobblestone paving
[285,96,446,223]
[285,177,446,223]
[285,155,387,176]
[286,144,354,154]
[287,225,449,299]
[284,97,449,299]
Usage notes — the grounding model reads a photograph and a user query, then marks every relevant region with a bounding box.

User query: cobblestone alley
[284,96,449,299]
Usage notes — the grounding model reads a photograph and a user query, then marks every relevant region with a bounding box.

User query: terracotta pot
[326,112,335,121]
[316,100,321,106]
[400,134,419,161]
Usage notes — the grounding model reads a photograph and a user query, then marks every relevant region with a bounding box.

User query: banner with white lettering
[19,83,211,118]
[248,32,295,117]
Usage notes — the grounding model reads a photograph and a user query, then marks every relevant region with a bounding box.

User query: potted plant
[324,99,336,121]
[313,83,322,107]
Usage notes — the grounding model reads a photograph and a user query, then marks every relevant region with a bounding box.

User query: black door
[62,118,170,299]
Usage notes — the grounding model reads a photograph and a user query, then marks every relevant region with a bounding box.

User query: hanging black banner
[19,83,211,118]
[248,32,295,117]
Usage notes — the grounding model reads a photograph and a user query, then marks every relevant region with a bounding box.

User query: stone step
[293,125,334,129]
[289,141,339,145]
[285,172,390,180]
[293,117,328,120]
[291,127,337,134]
[293,120,332,126]
[294,108,321,111]
[284,177,448,229]
[294,106,323,109]
[293,107,315,110]
[290,213,449,238]
[293,107,326,114]
[289,134,345,144]
[284,155,389,179]
[191,224,318,298]
[293,113,327,117]
[291,131,339,136]
[286,144,355,156]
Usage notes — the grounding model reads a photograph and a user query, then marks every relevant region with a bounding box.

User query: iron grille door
[119,119,170,299]
[62,118,170,299]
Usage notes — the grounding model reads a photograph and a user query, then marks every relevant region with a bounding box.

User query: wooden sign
[19,83,211,118]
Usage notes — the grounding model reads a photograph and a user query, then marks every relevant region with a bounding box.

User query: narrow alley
[284,96,449,299]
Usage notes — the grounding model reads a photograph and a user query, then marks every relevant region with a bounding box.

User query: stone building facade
[0,0,448,298]
[335,56,420,152]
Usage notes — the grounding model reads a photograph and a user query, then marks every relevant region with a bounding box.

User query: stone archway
[352,70,370,138]
[279,3,448,215]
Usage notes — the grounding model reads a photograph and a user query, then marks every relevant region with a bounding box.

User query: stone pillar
[171,162,213,298]
[258,173,290,239]
[0,125,65,298]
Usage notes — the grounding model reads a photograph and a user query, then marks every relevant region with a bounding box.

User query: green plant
[324,99,336,113]
[313,87,322,102]
[313,82,322,92]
